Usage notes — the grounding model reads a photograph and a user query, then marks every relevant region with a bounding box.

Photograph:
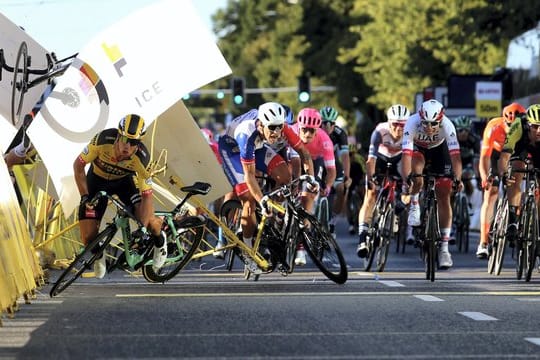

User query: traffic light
[231,77,245,106]
[298,75,311,103]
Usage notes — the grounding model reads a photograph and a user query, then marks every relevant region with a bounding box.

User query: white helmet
[258,102,286,126]
[419,99,444,122]
[387,104,410,123]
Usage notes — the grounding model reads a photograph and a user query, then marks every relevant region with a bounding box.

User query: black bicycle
[487,179,509,276]
[410,173,453,282]
[513,160,540,282]
[0,41,77,126]
[49,182,210,297]
[452,189,470,253]
[363,164,401,272]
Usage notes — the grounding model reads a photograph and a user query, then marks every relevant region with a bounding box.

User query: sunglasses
[322,121,334,127]
[530,123,540,130]
[300,127,317,134]
[458,128,469,133]
[118,135,140,146]
[266,124,284,132]
[390,122,405,128]
[421,121,439,128]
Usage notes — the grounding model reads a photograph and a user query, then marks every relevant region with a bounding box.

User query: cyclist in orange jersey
[476,102,526,259]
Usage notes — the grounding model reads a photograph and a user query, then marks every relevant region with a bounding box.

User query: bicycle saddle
[181,182,211,195]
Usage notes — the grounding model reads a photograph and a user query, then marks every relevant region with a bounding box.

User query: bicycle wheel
[375,206,393,272]
[297,209,348,284]
[220,199,242,271]
[364,203,382,271]
[49,225,117,297]
[493,200,508,275]
[459,194,470,253]
[11,41,28,126]
[425,202,438,281]
[487,219,498,275]
[142,216,204,283]
[516,202,529,281]
[524,201,538,282]
[316,196,330,231]
[283,212,299,274]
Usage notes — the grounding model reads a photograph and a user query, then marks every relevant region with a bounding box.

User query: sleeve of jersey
[284,126,303,150]
[338,131,349,154]
[401,123,415,156]
[368,129,382,159]
[78,134,99,164]
[503,120,522,153]
[238,132,257,165]
[321,133,336,168]
[137,157,153,196]
[443,121,460,156]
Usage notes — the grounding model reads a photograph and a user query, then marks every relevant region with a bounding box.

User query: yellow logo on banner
[476,99,501,118]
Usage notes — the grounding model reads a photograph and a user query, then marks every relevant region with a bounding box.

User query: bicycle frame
[169,175,272,272]
[0,41,77,125]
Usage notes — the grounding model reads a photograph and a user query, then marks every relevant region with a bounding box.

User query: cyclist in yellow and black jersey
[73,114,167,278]
[497,104,540,244]
[81,129,153,185]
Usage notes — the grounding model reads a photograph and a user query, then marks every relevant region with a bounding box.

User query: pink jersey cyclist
[292,108,336,197]
[292,122,336,169]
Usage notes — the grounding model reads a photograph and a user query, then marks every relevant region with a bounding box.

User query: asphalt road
[2,218,540,359]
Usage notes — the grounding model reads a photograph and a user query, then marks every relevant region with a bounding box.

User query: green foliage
[210,0,540,126]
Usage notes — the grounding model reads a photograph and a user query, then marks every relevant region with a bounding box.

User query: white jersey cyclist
[369,122,403,159]
[402,113,460,154]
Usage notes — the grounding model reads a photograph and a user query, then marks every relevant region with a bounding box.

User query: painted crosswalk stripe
[414,295,444,302]
[458,311,498,321]
[379,280,405,287]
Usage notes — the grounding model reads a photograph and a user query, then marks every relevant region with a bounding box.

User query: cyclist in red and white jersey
[356,104,409,258]
[400,99,462,269]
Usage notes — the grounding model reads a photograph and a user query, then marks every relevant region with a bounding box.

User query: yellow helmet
[118,114,145,139]
[526,104,540,125]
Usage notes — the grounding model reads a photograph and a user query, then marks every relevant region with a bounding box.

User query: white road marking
[414,295,444,302]
[525,338,540,346]
[378,280,405,287]
[458,311,498,321]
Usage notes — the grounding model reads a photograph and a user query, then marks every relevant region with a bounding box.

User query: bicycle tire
[142,217,204,283]
[220,199,242,272]
[49,225,117,297]
[375,206,393,272]
[494,200,508,275]
[516,199,530,281]
[459,194,470,253]
[11,41,28,126]
[284,212,299,274]
[487,198,502,274]
[316,196,330,231]
[364,203,382,272]
[425,200,438,282]
[297,209,348,284]
[524,201,538,282]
